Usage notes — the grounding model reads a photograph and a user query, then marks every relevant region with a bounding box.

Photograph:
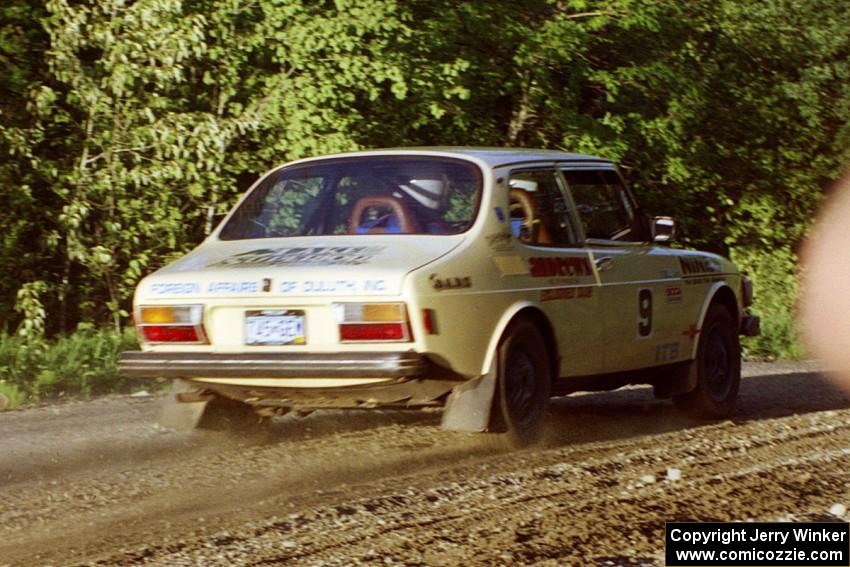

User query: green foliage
[0,326,138,400]
[731,247,806,360]
[14,281,48,341]
[1,0,410,333]
[34,325,139,397]
[0,381,27,410]
[0,332,43,392]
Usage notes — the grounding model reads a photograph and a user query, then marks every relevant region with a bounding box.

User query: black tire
[487,319,552,448]
[197,395,264,432]
[674,303,741,419]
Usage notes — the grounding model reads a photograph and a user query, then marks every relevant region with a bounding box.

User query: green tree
[0,1,52,328]
[2,0,410,332]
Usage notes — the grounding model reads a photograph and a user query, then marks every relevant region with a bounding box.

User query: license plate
[245,310,306,345]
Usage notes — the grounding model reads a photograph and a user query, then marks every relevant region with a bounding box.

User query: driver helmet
[396,167,448,211]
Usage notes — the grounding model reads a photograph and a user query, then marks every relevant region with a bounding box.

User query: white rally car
[120,148,759,446]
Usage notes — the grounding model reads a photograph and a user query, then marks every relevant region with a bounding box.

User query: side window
[507,169,576,247]
[563,169,642,242]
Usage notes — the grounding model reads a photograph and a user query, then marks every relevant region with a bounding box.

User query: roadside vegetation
[0,327,139,408]
[1,0,849,405]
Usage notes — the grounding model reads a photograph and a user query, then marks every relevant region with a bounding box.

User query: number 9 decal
[638,288,652,338]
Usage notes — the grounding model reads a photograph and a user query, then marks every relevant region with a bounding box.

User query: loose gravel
[0,361,847,566]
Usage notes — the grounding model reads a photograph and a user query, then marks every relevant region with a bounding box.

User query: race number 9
[638,288,652,338]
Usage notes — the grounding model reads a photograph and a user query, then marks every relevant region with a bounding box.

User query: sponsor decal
[151,278,389,295]
[429,274,472,291]
[529,256,593,278]
[485,230,513,251]
[683,275,725,286]
[302,280,358,293]
[211,246,385,268]
[665,285,683,304]
[278,279,387,294]
[150,282,201,295]
[208,281,260,293]
[540,286,593,302]
[655,342,680,363]
[679,256,722,275]
[682,324,701,341]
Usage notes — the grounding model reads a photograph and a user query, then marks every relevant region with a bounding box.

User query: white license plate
[245,310,306,345]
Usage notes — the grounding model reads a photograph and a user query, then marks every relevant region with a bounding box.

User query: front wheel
[674,304,741,419]
[487,319,552,447]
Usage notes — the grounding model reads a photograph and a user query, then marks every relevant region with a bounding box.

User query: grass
[0,325,139,408]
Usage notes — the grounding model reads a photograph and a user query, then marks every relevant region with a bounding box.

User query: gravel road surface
[1,360,848,566]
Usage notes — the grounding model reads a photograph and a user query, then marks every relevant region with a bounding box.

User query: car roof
[285,147,613,169]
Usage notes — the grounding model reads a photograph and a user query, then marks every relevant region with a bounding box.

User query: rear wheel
[487,319,551,448]
[674,304,741,419]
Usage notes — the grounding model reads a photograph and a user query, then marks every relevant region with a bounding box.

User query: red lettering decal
[554,257,565,276]
[529,257,592,278]
[529,258,544,277]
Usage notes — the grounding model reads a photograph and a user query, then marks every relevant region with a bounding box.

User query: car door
[560,166,686,373]
[504,167,605,377]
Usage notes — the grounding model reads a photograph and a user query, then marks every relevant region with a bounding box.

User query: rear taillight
[339,323,407,341]
[141,325,201,343]
[334,303,412,343]
[136,305,207,344]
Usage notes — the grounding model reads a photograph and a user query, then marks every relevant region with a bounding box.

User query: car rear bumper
[118,351,429,380]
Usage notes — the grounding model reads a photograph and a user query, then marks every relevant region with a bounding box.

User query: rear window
[219,157,482,240]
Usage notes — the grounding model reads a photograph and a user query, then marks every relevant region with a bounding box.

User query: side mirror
[651,216,676,243]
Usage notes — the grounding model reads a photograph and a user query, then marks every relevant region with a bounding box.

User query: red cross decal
[682,324,701,341]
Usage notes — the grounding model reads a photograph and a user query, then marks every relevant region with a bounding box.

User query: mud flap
[159,379,211,431]
[440,362,497,432]
[670,360,698,396]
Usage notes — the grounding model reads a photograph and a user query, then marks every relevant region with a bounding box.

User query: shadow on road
[201,367,850,451]
[240,366,850,458]
[541,370,850,447]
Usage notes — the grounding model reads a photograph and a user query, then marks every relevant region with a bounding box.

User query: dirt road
[1,361,849,566]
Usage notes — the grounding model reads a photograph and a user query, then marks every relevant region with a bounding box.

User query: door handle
[594,256,614,271]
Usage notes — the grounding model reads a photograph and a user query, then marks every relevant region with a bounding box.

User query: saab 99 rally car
[119,148,759,446]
